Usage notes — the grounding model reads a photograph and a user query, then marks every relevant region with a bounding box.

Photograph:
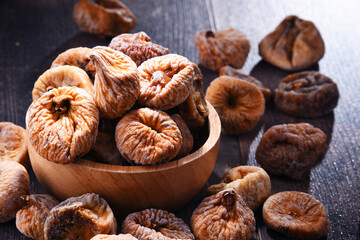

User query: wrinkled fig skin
[195,28,250,71]
[256,123,327,180]
[90,46,140,119]
[109,31,170,66]
[259,15,325,71]
[191,189,255,240]
[274,71,339,118]
[121,208,195,240]
[91,234,138,240]
[44,193,117,240]
[219,65,271,101]
[16,194,59,240]
[27,87,99,164]
[73,0,136,37]
[170,114,194,158]
[263,191,329,240]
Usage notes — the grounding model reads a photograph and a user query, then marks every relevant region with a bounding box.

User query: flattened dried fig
[0,122,28,166]
[191,188,255,240]
[263,191,329,239]
[206,76,265,134]
[27,86,99,164]
[256,123,326,180]
[73,0,136,37]
[195,28,250,71]
[51,47,96,81]
[44,193,117,240]
[90,46,140,119]
[274,71,339,117]
[259,15,325,71]
[16,194,59,240]
[219,65,271,101]
[115,108,182,165]
[121,208,194,240]
[178,62,209,129]
[91,234,137,240]
[0,161,29,223]
[32,65,94,101]
[109,31,170,66]
[170,114,193,158]
[207,166,271,210]
[138,54,194,110]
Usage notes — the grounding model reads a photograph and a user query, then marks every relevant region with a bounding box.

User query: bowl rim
[27,101,221,174]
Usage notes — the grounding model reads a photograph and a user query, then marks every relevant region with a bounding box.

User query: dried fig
[274,71,339,117]
[109,31,170,66]
[170,114,194,158]
[205,76,265,134]
[137,54,194,110]
[178,62,209,129]
[44,193,117,240]
[121,208,194,240]
[90,46,140,119]
[51,47,96,81]
[263,191,329,239]
[195,28,250,71]
[26,86,99,164]
[115,108,182,165]
[219,65,271,101]
[0,161,29,223]
[256,123,327,180]
[32,65,94,101]
[0,122,28,167]
[73,0,136,37]
[16,194,59,240]
[207,166,271,210]
[91,234,138,240]
[259,15,325,71]
[191,188,255,240]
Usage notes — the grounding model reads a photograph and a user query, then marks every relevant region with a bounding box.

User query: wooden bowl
[27,103,221,215]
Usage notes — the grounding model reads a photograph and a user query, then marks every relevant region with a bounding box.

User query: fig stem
[222,191,235,208]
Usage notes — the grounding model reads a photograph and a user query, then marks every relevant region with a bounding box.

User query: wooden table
[1,0,359,239]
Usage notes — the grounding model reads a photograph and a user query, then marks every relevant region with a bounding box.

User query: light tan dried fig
[0,161,29,223]
[26,86,99,164]
[16,194,59,240]
[109,31,170,66]
[90,46,140,119]
[259,15,325,71]
[170,114,194,158]
[137,54,194,110]
[207,166,271,210]
[0,122,28,167]
[32,65,94,101]
[44,193,117,240]
[73,0,136,37]
[91,234,138,240]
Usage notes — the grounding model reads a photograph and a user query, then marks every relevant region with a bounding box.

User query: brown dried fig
[207,166,271,210]
[91,234,138,240]
[115,108,182,165]
[0,161,29,223]
[73,0,136,37]
[51,47,96,81]
[121,208,194,240]
[263,191,329,239]
[0,122,28,167]
[195,28,250,71]
[170,114,194,158]
[109,31,170,66]
[137,54,194,110]
[259,15,325,71]
[32,65,94,101]
[206,76,265,134]
[219,65,271,101]
[26,86,99,164]
[90,46,140,119]
[274,71,339,118]
[16,194,59,240]
[191,188,255,240]
[256,123,327,180]
[44,193,117,240]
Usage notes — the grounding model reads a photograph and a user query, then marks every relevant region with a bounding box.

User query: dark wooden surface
[1,0,359,239]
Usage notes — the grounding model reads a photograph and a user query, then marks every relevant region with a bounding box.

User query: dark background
[1,0,359,239]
